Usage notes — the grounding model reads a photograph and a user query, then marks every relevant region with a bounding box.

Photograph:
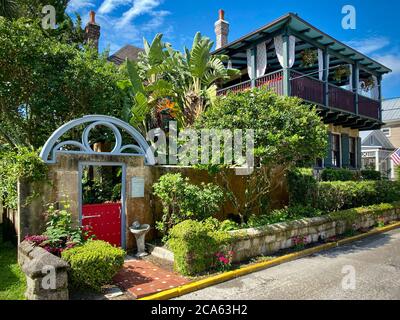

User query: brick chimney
[85,11,100,51]
[214,9,229,49]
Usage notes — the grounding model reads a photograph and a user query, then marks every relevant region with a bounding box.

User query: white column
[375,150,380,172]
[390,159,395,180]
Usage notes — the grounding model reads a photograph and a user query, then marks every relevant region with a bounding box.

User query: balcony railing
[217,69,381,122]
[359,95,380,120]
[290,70,324,105]
[328,84,356,113]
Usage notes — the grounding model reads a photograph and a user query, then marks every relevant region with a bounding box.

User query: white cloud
[117,0,163,28]
[67,0,95,11]
[346,37,390,55]
[141,10,170,31]
[373,53,400,76]
[98,0,131,15]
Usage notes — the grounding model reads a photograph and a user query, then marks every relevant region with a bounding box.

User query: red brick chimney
[85,11,100,51]
[214,9,229,49]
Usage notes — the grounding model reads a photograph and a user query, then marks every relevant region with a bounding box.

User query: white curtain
[371,75,380,100]
[348,64,353,91]
[256,41,267,77]
[246,49,253,79]
[318,49,324,80]
[274,35,296,68]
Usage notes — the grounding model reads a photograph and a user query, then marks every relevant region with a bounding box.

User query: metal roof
[361,130,395,150]
[382,97,400,122]
[212,13,392,75]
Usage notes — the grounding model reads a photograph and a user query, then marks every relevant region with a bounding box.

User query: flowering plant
[292,236,308,250]
[24,202,93,256]
[215,250,234,272]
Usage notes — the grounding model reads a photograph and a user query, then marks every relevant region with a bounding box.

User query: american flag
[391,148,400,165]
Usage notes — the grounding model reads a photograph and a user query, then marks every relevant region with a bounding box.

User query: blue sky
[67,0,400,98]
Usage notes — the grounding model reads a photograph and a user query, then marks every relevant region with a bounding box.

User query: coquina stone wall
[228,207,400,263]
[18,241,69,300]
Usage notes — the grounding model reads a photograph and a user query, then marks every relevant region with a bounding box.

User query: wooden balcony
[217,69,381,124]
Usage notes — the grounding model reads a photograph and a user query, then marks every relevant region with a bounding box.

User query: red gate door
[82,203,122,247]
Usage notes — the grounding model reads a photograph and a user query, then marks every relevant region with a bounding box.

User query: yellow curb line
[140,221,400,301]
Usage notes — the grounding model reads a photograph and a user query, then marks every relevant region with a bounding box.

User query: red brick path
[113,259,189,299]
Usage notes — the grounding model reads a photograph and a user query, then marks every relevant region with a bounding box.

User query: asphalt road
[177,229,400,300]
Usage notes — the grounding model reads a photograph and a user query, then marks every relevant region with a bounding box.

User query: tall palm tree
[0,0,18,18]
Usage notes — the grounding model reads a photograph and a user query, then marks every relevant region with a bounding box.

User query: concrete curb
[139,221,400,300]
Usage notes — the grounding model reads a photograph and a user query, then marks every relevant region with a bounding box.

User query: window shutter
[357,137,362,169]
[324,132,332,168]
[341,134,350,168]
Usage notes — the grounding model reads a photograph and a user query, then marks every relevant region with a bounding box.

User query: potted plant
[333,65,351,83]
[300,49,318,68]
[360,76,375,92]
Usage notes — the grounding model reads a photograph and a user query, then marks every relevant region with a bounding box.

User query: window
[332,134,341,167]
[349,137,356,168]
[382,128,391,137]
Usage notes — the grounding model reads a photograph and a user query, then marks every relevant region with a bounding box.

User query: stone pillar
[19,241,69,300]
[214,9,229,49]
[85,11,100,51]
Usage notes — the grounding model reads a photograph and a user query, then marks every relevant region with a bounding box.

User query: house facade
[361,130,395,179]
[212,11,392,169]
[381,97,400,148]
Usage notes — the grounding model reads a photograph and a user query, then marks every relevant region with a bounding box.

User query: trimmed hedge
[167,219,231,276]
[321,168,357,181]
[288,168,400,212]
[62,240,125,291]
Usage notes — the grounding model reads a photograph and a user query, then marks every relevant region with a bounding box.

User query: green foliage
[0,228,26,300]
[153,173,224,239]
[316,180,400,212]
[287,168,317,207]
[167,219,231,276]
[328,203,397,223]
[246,206,322,228]
[220,220,240,231]
[361,170,382,181]
[197,89,328,167]
[321,168,357,181]
[196,89,327,221]
[0,0,18,18]
[0,147,48,208]
[42,202,90,254]
[0,18,124,148]
[62,240,125,291]
[119,32,239,130]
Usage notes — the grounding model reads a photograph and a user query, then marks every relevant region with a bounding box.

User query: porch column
[352,62,359,115]
[250,47,257,88]
[323,48,329,107]
[375,150,380,172]
[378,75,383,122]
[282,33,291,96]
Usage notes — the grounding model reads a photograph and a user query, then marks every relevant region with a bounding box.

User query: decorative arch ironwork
[39,115,156,165]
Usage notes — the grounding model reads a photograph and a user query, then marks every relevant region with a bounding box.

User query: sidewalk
[113,258,189,299]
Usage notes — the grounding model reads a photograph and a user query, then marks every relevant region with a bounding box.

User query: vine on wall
[0,147,48,209]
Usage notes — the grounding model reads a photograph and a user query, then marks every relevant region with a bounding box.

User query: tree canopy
[0,18,124,149]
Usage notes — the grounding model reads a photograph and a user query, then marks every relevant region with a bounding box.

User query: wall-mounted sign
[131,177,145,198]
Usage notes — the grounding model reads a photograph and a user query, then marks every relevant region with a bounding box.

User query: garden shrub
[153,173,224,240]
[287,168,317,207]
[316,180,400,212]
[320,168,357,181]
[220,220,240,231]
[167,219,231,276]
[361,170,382,181]
[62,240,125,291]
[246,206,323,228]
[328,203,398,223]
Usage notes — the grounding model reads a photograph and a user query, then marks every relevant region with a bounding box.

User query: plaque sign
[131,177,145,198]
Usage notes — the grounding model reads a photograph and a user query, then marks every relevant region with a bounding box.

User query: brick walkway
[113,259,189,299]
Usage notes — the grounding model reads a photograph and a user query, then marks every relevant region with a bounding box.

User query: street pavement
[177,229,400,300]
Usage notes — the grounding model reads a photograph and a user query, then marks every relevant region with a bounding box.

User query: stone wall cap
[21,245,69,278]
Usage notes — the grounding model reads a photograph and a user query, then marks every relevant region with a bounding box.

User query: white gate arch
[40,115,156,165]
